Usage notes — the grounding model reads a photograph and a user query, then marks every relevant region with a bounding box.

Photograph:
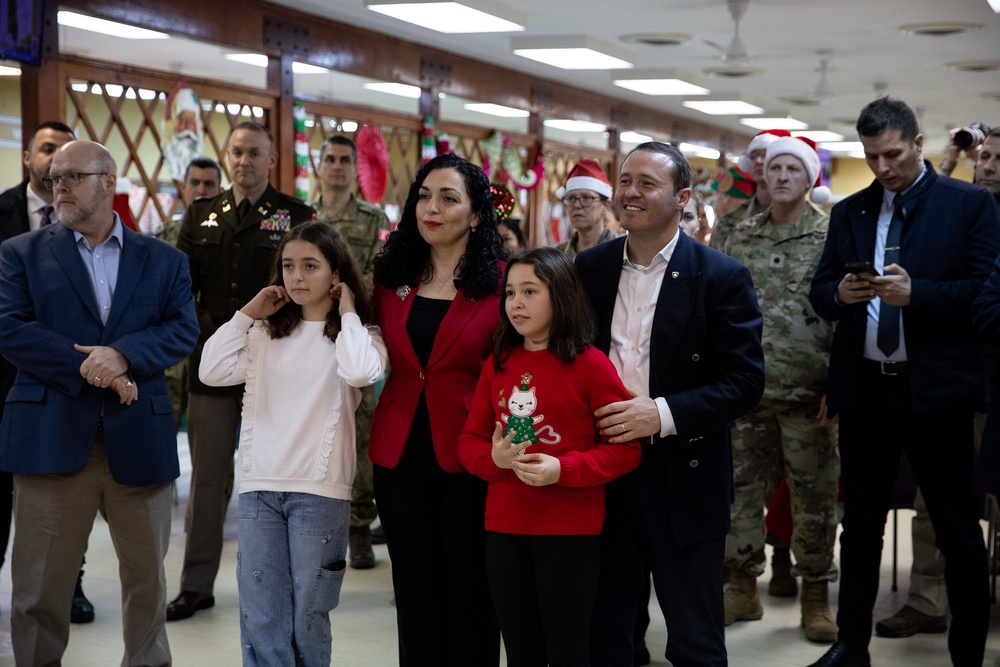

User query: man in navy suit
[579,142,765,667]
[807,97,1000,667]
[0,140,199,666]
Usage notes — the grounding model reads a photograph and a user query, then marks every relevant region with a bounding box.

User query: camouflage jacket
[709,195,767,251]
[724,203,832,403]
[312,195,390,286]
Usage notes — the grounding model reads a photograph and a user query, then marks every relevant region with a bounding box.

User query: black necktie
[238,198,253,223]
[40,205,53,227]
[877,197,904,356]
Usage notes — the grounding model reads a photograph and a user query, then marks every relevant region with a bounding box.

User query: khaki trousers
[12,438,172,667]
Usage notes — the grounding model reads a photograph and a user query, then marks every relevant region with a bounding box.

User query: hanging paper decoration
[436,133,453,157]
[421,115,437,164]
[292,101,311,202]
[356,123,389,203]
[483,131,503,179]
[490,182,516,221]
[501,136,545,191]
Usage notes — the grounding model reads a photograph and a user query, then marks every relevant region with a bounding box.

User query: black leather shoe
[71,572,95,624]
[806,641,870,667]
[166,590,215,621]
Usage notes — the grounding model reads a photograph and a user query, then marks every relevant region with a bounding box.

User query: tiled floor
[0,433,998,666]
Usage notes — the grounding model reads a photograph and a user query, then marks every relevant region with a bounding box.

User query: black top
[406,295,452,367]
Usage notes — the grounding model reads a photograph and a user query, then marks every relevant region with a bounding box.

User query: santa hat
[557,159,612,199]
[764,136,832,204]
[737,129,793,173]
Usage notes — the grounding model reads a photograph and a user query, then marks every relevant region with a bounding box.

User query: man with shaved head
[0,140,199,666]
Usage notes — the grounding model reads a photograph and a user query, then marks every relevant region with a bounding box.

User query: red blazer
[370,281,501,473]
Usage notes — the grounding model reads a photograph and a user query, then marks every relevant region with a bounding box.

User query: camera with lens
[954,122,991,150]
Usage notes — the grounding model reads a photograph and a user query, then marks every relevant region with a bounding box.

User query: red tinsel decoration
[355,123,389,203]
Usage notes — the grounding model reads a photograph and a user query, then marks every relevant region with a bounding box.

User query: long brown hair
[266,223,374,341]
[493,247,596,370]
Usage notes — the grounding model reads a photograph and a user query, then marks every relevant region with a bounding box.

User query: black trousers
[486,532,599,667]
[373,405,499,667]
[589,460,727,667]
[836,365,989,667]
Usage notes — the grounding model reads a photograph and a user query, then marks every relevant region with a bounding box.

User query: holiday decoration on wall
[293,101,310,202]
[490,182,516,221]
[421,115,437,164]
[483,130,544,191]
[161,82,204,182]
[356,123,389,203]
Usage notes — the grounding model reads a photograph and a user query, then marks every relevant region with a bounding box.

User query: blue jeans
[238,491,350,667]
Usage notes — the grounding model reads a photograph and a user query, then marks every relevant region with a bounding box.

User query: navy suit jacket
[0,181,32,420]
[0,221,199,485]
[576,233,765,546]
[810,163,1000,413]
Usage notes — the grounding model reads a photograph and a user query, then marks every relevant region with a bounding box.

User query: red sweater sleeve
[557,348,642,488]
[457,356,507,481]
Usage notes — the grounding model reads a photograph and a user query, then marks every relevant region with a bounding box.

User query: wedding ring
[94,376,101,382]
[620,423,626,434]
[125,381,133,387]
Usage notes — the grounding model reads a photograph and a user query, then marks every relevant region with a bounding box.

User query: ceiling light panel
[740,117,808,130]
[362,82,423,98]
[612,69,709,96]
[683,100,763,115]
[544,119,607,132]
[365,1,525,33]
[463,103,529,117]
[513,35,633,70]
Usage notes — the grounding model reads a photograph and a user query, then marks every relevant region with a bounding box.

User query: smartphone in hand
[845,261,880,277]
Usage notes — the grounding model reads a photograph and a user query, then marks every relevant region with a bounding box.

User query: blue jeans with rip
[238,491,350,667]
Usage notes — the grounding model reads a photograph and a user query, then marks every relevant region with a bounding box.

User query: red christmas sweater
[458,345,641,536]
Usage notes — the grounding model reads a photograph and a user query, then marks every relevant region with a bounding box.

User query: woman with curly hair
[370,153,504,665]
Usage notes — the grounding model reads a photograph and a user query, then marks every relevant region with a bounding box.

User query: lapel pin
[671,271,679,279]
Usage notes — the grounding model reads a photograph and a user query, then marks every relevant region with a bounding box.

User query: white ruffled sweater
[199,310,387,500]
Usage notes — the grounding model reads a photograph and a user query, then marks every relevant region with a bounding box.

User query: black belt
[863,359,908,376]
[637,435,658,446]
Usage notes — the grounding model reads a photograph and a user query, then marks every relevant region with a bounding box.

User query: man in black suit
[807,97,1000,667]
[579,142,765,667]
[0,121,91,618]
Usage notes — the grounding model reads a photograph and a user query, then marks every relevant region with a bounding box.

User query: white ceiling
[24,0,1000,154]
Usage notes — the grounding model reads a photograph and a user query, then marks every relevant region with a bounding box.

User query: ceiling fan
[702,0,762,78]
[779,49,836,107]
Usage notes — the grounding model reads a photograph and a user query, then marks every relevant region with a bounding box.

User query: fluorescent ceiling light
[614,78,709,96]
[0,65,20,76]
[740,116,808,131]
[58,11,168,39]
[819,141,863,154]
[683,100,763,115]
[612,69,709,96]
[365,1,525,33]
[795,130,845,142]
[679,143,721,160]
[513,35,632,70]
[463,103,529,118]
[989,0,1000,13]
[620,131,653,144]
[363,82,423,98]
[342,121,359,132]
[224,54,329,74]
[544,119,607,133]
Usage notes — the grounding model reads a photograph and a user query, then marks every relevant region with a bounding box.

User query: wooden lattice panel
[61,59,278,234]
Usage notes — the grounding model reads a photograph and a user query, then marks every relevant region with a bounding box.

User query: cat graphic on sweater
[501,374,561,445]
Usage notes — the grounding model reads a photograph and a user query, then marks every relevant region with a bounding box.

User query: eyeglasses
[561,194,606,208]
[42,172,109,189]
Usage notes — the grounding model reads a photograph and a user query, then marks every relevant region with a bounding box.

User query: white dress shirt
[609,230,681,438]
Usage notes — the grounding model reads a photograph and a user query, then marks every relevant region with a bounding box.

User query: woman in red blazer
[370,154,504,666]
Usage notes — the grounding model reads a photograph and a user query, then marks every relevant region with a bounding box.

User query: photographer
[975,127,999,206]
[938,122,990,177]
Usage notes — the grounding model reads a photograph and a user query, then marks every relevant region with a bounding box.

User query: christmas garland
[293,101,310,202]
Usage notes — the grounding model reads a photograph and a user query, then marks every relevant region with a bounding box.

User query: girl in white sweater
[200,223,387,666]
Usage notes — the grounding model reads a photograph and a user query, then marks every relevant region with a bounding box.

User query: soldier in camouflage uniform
[710,129,791,251]
[312,135,391,570]
[156,157,222,432]
[721,136,839,643]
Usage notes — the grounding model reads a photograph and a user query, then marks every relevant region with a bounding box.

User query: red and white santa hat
[764,136,832,204]
[558,159,613,199]
[737,129,793,173]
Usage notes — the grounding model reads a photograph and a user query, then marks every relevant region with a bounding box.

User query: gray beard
[163,133,202,182]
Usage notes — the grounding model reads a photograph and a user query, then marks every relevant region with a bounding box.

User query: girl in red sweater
[458,247,641,666]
